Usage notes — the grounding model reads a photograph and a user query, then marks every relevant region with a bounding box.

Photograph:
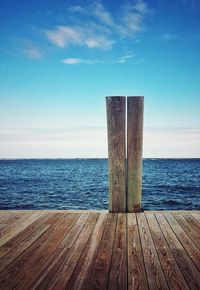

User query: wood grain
[156,212,200,290]
[146,212,189,290]
[106,97,126,213]
[127,97,144,213]
[0,210,199,290]
[127,213,148,290]
[137,213,169,290]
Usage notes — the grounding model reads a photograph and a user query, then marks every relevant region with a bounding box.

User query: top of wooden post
[106,96,126,101]
[127,96,144,99]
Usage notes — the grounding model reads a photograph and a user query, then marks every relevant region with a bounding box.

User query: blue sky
[0,0,200,158]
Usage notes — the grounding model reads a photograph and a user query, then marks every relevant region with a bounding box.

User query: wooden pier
[0,210,200,289]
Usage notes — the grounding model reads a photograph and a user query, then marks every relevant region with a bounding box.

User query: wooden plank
[0,213,79,289]
[127,96,144,212]
[164,212,200,271]
[191,212,200,222]
[0,223,50,272]
[32,213,92,289]
[0,213,23,230]
[137,213,169,290]
[47,213,99,290]
[85,212,100,224]
[59,212,90,249]
[146,213,189,290]
[0,213,31,236]
[155,212,200,290]
[106,96,126,212]
[108,213,127,290]
[127,213,148,290]
[87,213,117,290]
[173,213,200,250]
[0,213,52,259]
[183,212,200,233]
[0,212,43,246]
[0,210,199,290]
[65,213,107,290]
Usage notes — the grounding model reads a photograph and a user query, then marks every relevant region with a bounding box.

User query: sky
[0,0,200,158]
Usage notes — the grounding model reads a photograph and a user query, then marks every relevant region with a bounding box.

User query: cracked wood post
[127,96,144,212]
[106,96,126,213]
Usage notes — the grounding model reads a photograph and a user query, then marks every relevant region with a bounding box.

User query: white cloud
[116,0,149,36]
[45,1,149,50]
[45,26,82,47]
[62,58,82,64]
[92,2,114,27]
[85,37,114,49]
[68,5,84,13]
[116,53,135,63]
[133,0,149,13]
[45,25,113,50]
[62,58,102,65]
[23,44,43,59]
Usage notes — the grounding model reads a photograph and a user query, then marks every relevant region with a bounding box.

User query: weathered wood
[182,212,200,233]
[108,213,127,290]
[127,213,148,290]
[0,212,42,247]
[0,213,78,289]
[66,213,107,290]
[106,96,126,212]
[173,213,200,249]
[155,212,200,290]
[0,214,53,272]
[47,214,98,290]
[127,97,144,212]
[34,213,97,289]
[0,210,199,290]
[137,213,169,289]
[87,213,117,290]
[146,213,189,290]
[164,212,200,271]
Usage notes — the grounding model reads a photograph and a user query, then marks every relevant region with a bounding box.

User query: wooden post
[106,97,126,213]
[127,96,144,212]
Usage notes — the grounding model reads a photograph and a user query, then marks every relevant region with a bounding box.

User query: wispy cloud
[116,53,135,64]
[161,33,178,41]
[22,43,43,59]
[62,58,102,65]
[91,2,114,27]
[45,26,82,48]
[45,25,113,50]
[45,1,149,50]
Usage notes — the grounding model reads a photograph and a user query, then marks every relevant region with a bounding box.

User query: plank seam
[156,213,198,290]
[106,213,118,290]
[164,212,200,272]
[33,213,86,289]
[172,213,200,249]
[136,213,149,290]
[64,213,100,289]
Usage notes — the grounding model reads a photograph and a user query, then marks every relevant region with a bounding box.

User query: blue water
[0,159,199,210]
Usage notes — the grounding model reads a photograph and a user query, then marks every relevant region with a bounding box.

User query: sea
[0,159,199,210]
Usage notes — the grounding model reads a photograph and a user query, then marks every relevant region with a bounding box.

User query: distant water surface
[0,159,199,210]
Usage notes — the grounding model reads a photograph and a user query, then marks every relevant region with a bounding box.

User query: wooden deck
[0,210,200,289]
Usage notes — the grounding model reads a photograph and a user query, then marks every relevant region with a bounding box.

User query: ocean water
[0,159,199,210]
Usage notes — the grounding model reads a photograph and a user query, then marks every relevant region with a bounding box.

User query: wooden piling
[106,97,126,213]
[127,96,144,212]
